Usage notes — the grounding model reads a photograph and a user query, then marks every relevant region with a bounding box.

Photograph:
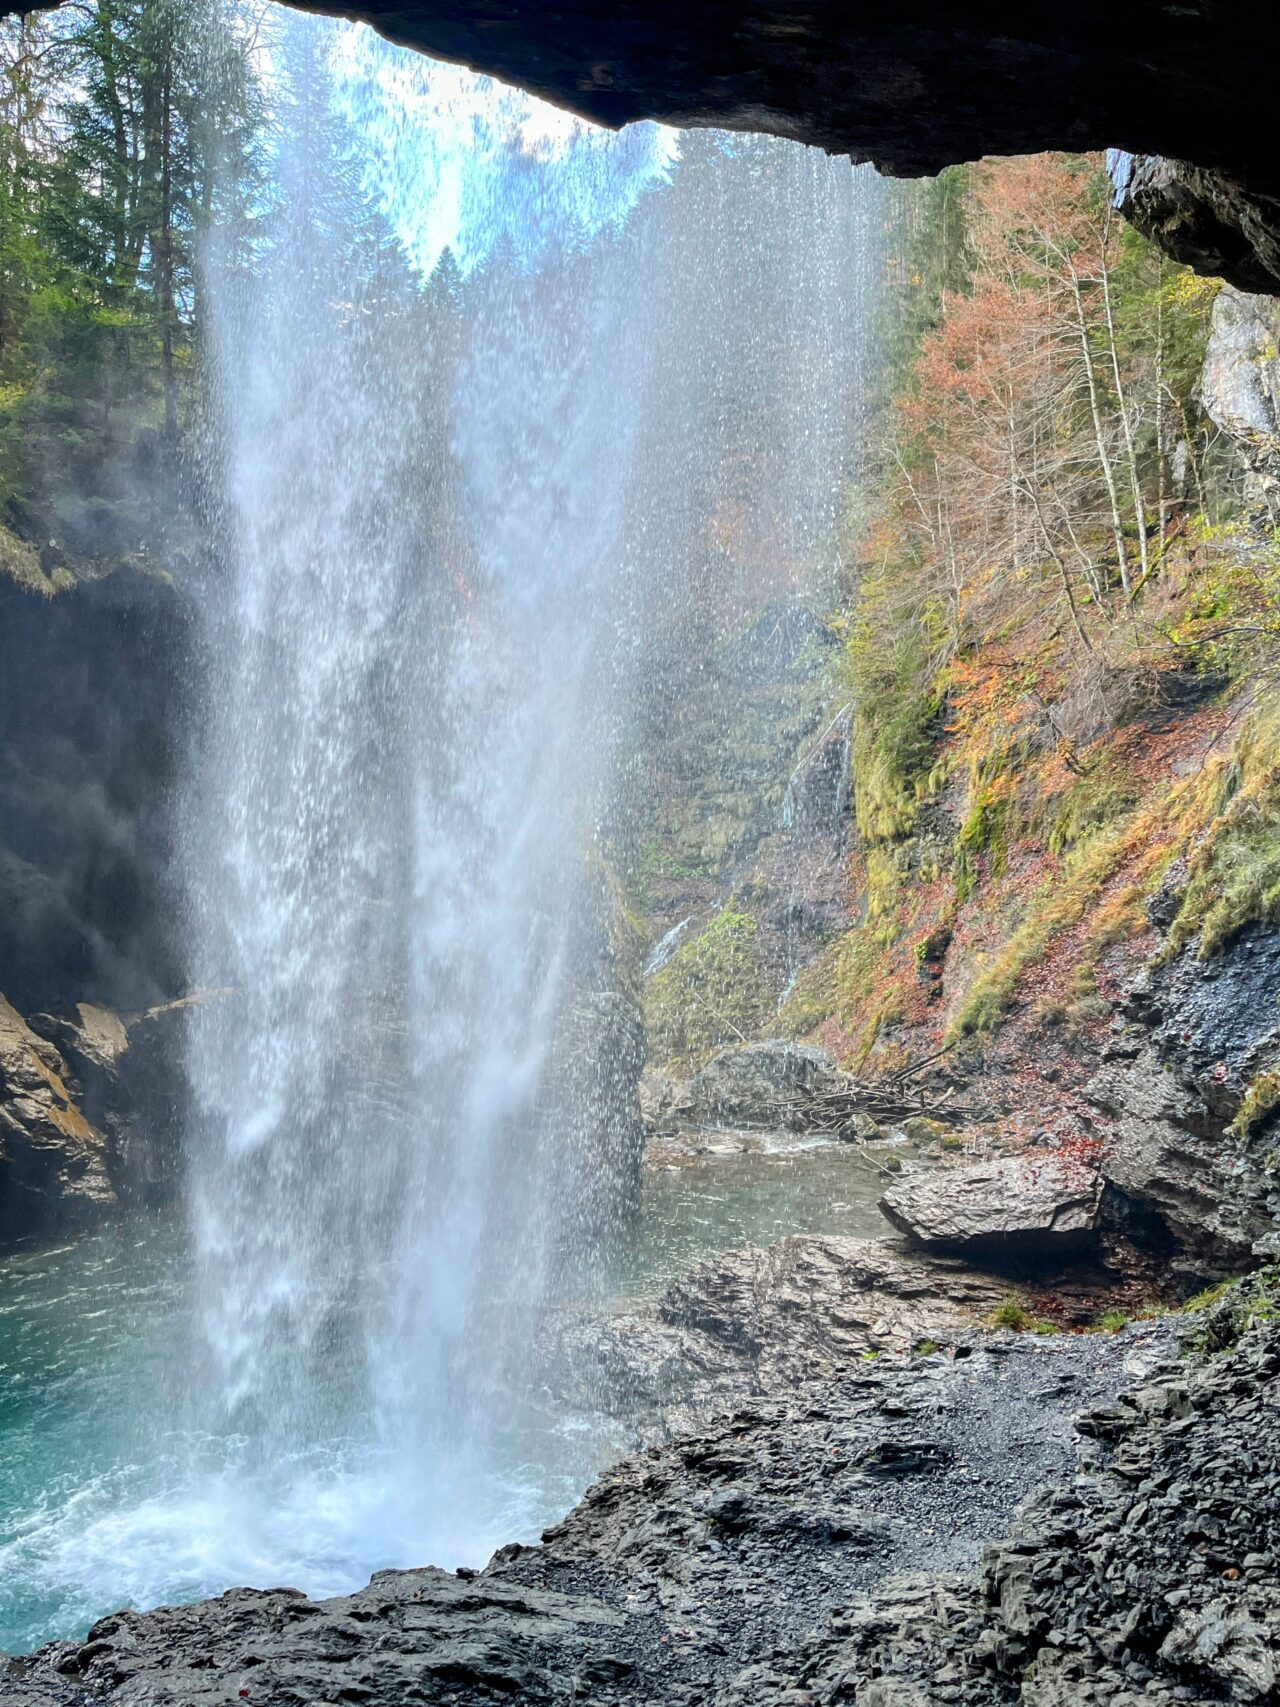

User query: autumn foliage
[803,151,1280,1121]
[866,154,1217,673]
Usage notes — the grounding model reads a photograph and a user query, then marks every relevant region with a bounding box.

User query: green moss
[845,622,944,847]
[776,941,840,1037]
[914,1338,941,1357]
[0,522,60,596]
[955,772,1016,901]
[1045,754,1142,857]
[989,1295,1057,1334]
[645,904,772,1071]
[1095,1309,1130,1333]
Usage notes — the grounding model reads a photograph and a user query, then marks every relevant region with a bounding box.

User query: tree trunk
[1069,266,1129,598]
[1099,205,1150,592]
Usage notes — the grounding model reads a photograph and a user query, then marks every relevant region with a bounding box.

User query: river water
[0,1137,896,1654]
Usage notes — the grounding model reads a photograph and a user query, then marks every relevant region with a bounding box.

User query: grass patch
[947,749,1230,1041]
[989,1295,1059,1334]
[1180,1278,1238,1313]
[990,1297,1032,1332]
[1179,1270,1280,1353]
[1235,1066,1280,1138]
[1161,694,1280,961]
[1094,1309,1130,1333]
[1044,751,1143,858]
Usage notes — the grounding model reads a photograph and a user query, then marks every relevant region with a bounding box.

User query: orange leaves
[946,645,1053,750]
[869,151,1136,670]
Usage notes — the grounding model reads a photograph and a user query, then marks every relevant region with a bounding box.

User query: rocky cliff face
[1198,286,1280,518]
[1118,156,1280,297]
[0,995,114,1244]
[0,555,192,1018]
[632,601,853,1072]
[0,555,195,1243]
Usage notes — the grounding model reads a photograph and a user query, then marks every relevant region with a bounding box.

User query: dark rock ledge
[11,1266,1278,1706]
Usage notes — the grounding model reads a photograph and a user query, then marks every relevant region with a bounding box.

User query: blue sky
[331,23,680,274]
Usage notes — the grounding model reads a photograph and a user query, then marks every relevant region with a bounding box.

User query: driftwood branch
[746,1073,990,1133]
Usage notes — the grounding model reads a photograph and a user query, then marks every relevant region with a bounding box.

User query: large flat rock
[542,1234,1010,1426]
[1,1570,628,1707]
[879,1155,1102,1259]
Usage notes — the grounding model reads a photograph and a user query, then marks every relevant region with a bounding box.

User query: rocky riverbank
[8,1274,1276,1706]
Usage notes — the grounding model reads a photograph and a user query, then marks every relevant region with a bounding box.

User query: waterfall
[0,8,882,1645]
[177,13,880,1582]
[181,13,664,1568]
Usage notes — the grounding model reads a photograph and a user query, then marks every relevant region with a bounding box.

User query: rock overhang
[9,0,1278,286]
[244,0,1280,293]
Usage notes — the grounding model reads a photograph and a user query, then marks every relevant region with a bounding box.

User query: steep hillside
[640,156,1280,1288]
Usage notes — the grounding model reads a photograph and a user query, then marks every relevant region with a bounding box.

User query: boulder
[878,1155,1102,1259]
[687,1039,841,1130]
[638,1064,698,1134]
[0,993,114,1243]
[1087,1045,1273,1278]
[543,1234,1009,1422]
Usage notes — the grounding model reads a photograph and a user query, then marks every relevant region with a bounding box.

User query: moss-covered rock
[645,905,773,1072]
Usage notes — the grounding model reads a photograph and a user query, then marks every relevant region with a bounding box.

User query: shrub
[990,1296,1032,1331]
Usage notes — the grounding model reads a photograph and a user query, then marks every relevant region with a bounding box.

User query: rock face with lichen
[0,995,113,1243]
[1198,285,1280,518]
